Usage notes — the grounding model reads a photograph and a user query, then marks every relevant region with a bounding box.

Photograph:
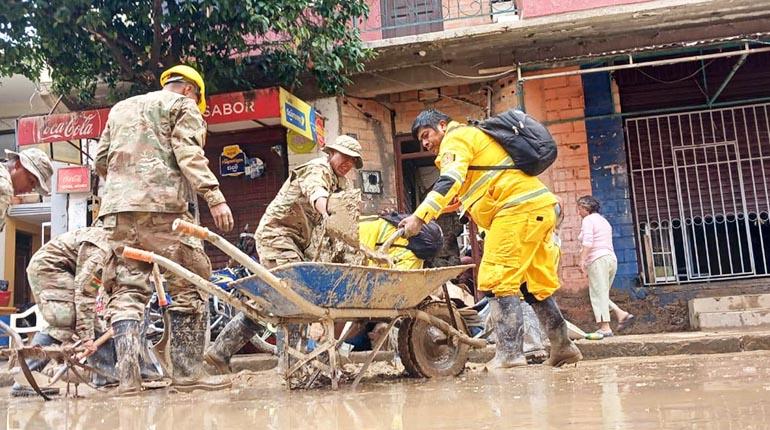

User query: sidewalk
[3,329,769,387]
[146,328,770,372]
[469,328,770,362]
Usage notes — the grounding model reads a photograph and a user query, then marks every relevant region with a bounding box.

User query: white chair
[8,304,49,336]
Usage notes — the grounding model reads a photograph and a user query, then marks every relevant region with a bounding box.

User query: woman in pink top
[577,196,634,337]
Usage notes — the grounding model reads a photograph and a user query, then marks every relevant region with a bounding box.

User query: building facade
[327,0,770,331]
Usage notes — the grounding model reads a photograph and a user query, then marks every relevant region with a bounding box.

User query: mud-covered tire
[397,318,424,378]
[400,301,469,378]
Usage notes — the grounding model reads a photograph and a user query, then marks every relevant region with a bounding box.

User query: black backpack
[467,109,557,176]
[380,213,444,260]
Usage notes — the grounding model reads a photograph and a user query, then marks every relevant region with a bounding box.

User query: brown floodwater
[3,351,770,430]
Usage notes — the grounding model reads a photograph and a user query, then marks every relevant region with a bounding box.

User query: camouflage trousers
[27,264,76,343]
[255,238,304,268]
[102,212,211,323]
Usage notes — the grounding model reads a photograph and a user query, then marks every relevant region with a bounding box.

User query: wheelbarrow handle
[173,219,211,240]
[122,246,155,263]
[170,218,329,319]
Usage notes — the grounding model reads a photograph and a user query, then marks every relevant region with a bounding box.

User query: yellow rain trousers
[477,205,560,299]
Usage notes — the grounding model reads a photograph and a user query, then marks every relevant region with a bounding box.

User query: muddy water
[3,351,770,430]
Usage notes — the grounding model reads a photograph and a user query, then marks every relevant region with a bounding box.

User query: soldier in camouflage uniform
[95,65,234,393]
[204,135,364,373]
[1,148,53,232]
[11,227,110,397]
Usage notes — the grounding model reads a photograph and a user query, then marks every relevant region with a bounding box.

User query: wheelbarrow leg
[351,318,398,389]
[325,320,338,390]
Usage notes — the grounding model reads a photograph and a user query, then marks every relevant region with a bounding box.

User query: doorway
[200,128,289,269]
[13,232,33,307]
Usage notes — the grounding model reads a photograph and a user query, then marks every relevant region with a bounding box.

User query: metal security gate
[627,104,770,285]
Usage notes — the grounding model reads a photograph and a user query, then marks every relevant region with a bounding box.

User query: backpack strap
[444,123,517,171]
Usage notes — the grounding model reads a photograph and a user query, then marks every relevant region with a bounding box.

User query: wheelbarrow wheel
[397,318,423,378]
[398,301,469,378]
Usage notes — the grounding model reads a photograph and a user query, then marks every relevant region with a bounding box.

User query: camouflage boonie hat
[323,135,363,169]
[5,148,54,194]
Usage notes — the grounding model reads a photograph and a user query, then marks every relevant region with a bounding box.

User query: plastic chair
[8,304,49,336]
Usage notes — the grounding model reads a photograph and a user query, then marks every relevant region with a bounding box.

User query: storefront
[9,87,325,303]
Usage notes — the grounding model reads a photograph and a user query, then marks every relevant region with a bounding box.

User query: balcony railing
[356,0,518,41]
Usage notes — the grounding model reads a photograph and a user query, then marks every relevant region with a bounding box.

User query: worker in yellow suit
[345,213,443,351]
[399,109,581,368]
[358,213,441,270]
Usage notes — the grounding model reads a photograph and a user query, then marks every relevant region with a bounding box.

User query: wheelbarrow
[122,219,487,389]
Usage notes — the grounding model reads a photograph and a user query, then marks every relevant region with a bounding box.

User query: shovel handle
[378,228,405,254]
[122,246,155,263]
[152,264,168,307]
[173,218,209,239]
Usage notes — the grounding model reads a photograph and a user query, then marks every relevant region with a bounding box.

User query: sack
[380,213,444,260]
[471,109,557,176]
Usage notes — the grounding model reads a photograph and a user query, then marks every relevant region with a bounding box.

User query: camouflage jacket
[27,227,111,341]
[256,157,349,259]
[0,164,13,232]
[95,90,225,217]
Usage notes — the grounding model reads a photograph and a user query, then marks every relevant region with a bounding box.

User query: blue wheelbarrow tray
[230,262,473,320]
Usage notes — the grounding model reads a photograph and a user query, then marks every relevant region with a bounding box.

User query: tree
[0,0,373,105]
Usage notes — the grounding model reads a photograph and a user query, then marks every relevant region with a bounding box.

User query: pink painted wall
[518,0,653,19]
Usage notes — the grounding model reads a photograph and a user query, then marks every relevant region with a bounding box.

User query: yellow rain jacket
[412,121,560,299]
[359,216,423,270]
[414,121,557,228]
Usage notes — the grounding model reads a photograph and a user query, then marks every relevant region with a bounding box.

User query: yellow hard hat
[159,65,207,114]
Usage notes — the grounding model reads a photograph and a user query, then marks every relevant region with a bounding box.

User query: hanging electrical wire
[635,59,716,84]
[430,64,515,80]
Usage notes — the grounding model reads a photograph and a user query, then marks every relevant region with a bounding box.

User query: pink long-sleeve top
[579,213,615,265]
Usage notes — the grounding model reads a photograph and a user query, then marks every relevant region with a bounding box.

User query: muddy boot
[168,310,231,392]
[11,332,61,397]
[521,301,548,364]
[113,320,143,395]
[87,334,119,387]
[529,297,582,367]
[204,312,261,374]
[487,296,527,370]
[139,345,164,382]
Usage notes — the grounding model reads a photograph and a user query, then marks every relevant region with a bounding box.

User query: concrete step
[689,294,770,314]
[693,309,770,330]
[689,294,770,330]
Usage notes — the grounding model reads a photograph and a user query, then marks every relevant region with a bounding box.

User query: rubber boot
[204,312,260,374]
[168,310,231,391]
[487,296,527,369]
[87,331,162,387]
[113,320,143,395]
[521,301,548,364]
[87,334,119,387]
[530,297,582,367]
[11,332,61,397]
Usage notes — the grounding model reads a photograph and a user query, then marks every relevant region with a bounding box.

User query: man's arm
[297,163,336,217]
[170,98,233,231]
[0,171,13,232]
[94,122,111,178]
[400,131,474,236]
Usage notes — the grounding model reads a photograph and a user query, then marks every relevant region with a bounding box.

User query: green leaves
[0,0,373,106]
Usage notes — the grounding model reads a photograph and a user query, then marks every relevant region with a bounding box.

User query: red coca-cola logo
[40,112,98,141]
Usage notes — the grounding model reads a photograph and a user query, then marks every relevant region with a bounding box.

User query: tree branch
[83,27,135,81]
[150,0,162,69]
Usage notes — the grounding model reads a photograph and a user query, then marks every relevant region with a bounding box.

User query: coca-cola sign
[17,108,110,146]
[56,166,91,193]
